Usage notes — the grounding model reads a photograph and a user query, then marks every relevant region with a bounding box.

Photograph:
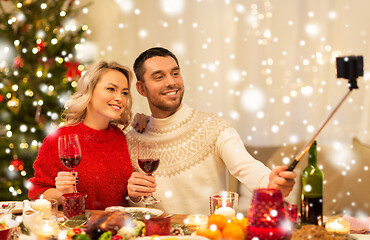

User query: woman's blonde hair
[62,61,133,130]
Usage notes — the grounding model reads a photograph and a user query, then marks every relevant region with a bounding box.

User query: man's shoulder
[193,107,231,128]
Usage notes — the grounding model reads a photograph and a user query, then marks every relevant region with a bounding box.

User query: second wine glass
[137,141,160,205]
[58,134,82,192]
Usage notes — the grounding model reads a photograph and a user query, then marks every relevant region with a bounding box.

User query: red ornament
[65,61,81,81]
[36,39,47,53]
[13,56,24,68]
[10,158,24,171]
[0,94,3,102]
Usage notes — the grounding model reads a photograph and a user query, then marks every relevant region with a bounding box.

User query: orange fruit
[208,214,228,230]
[231,216,248,236]
[196,227,222,240]
[222,223,245,240]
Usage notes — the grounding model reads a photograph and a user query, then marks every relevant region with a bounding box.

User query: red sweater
[28,122,133,210]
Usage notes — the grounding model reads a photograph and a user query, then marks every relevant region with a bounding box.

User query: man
[126,47,296,215]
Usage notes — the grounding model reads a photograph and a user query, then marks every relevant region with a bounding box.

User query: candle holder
[144,216,171,236]
[284,201,298,226]
[49,199,58,219]
[184,214,208,232]
[34,218,59,239]
[247,188,289,240]
[325,217,350,235]
[210,191,238,221]
[62,192,86,219]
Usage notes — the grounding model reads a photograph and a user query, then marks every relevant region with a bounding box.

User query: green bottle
[301,140,324,226]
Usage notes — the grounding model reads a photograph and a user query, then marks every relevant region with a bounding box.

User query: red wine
[60,156,81,169]
[138,158,160,174]
[301,196,323,225]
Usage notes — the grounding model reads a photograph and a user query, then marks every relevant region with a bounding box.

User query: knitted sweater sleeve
[216,127,271,192]
[28,135,60,199]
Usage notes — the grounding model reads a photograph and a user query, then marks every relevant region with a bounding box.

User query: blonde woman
[29,61,134,210]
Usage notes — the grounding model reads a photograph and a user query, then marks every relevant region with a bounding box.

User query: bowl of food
[0,218,19,240]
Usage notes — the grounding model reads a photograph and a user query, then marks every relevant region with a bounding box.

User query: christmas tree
[0,0,90,200]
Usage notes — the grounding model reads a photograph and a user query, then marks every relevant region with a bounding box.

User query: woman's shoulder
[43,124,78,141]
[109,124,126,138]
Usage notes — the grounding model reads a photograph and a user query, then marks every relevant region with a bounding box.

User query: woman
[28,61,134,210]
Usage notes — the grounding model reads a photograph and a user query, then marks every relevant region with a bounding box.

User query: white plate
[104,206,164,216]
[350,234,370,240]
[137,236,209,240]
[0,201,23,214]
[123,207,164,216]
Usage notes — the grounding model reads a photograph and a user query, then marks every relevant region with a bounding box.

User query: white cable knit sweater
[126,104,270,215]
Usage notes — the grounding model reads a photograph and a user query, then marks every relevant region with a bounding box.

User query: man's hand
[127,172,157,200]
[268,166,297,197]
[131,113,150,133]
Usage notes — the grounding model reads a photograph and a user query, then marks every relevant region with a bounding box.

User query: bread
[291,225,333,240]
[291,225,353,240]
[86,211,134,240]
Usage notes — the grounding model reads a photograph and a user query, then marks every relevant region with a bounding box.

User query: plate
[137,236,209,240]
[0,201,23,214]
[124,207,164,216]
[105,207,164,216]
[350,234,370,240]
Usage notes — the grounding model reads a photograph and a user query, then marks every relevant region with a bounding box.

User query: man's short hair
[133,47,179,82]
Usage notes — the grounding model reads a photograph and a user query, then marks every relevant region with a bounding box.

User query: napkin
[343,215,370,234]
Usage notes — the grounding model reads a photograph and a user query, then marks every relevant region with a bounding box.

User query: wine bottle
[301,140,324,226]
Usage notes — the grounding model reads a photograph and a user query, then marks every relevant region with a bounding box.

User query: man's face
[137,56,184,118]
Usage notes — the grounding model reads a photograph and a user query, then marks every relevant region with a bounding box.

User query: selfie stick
[287,56,363,171]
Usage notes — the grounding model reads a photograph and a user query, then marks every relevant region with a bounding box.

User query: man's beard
[146,87,184,114]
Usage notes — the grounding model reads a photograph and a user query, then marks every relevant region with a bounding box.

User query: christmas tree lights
[0,0,90,200]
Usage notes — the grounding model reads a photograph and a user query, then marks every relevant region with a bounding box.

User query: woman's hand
[131,113,150,133]
[55,171,78,195]
[127,172,156,199]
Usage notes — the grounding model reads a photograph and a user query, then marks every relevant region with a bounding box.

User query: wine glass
[58,134,82,192]
[137,141,160,205]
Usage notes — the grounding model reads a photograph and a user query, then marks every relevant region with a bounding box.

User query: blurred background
[0,0,369,215]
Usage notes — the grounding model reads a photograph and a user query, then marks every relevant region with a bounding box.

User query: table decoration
[284,201,298,228]
[34,218,59,239]
[59,214,89,229]
[31,196,51,219]
[62,192,86,218]
[144,216,171,236]
[247,188,289,240]
[184,214,208,232]
[210,191,238,221]
[325,217,350,234]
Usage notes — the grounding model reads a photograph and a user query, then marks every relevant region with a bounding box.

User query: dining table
[3,203,370,240]
[82,209,188,225]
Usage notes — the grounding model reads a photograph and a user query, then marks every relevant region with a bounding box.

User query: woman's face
[84,69,129,129]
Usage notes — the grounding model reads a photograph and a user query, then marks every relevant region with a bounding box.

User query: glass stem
[73,169,77,193]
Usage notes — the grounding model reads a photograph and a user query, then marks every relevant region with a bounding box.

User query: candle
[32,196,52,219]
[34,219,59,239]
[215,206,236,221]
[185,214,208,231]
[210,191,238,220]
[325,217,350,234]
